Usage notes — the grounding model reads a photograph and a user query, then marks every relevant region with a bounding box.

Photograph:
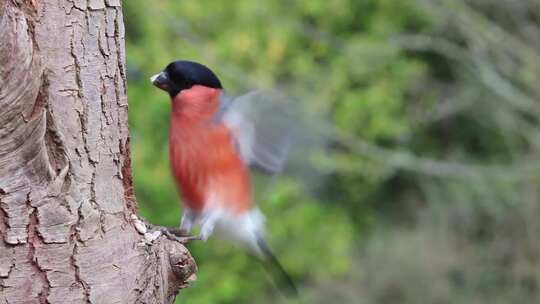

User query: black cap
[151,60,222,97]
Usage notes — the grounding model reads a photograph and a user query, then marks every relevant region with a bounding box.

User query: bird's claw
[130,214,201,244]
[158,226,201,243]
[160,227,188,243]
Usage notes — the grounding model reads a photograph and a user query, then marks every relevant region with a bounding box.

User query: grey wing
[221,91,299,174]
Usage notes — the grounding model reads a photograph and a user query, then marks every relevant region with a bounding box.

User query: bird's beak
[150,71,171,91]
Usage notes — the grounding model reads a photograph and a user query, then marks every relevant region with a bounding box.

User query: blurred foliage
[125,0,540,303]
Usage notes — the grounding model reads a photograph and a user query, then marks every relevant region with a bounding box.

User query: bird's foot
[158,227,201,243]
[130,214,201,244]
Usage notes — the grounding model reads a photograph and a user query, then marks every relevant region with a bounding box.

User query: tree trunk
[0,1,196,303]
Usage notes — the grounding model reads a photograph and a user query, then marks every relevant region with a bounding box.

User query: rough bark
[0,1,196,303]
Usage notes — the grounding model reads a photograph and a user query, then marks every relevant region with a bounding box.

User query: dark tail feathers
[256,235,299,298]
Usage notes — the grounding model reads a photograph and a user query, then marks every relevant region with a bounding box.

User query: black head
[151,60,223,97]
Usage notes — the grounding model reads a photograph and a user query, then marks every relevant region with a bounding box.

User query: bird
[150,60,299,296]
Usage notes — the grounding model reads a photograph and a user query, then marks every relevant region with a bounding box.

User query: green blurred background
[124,1,540,303]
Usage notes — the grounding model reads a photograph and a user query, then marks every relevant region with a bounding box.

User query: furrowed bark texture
[0,1,196,303]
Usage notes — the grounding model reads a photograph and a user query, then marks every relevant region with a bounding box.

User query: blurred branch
[393,33,540,116]
[448,0,540,67]
[473,56,540,116]
[391,35,469,64]
[334,131,540,182]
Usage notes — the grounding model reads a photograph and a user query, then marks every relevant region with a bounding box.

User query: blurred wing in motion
[220,90,298,174]
[219,90,329,191]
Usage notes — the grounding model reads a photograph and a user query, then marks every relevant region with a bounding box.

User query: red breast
[169,85,252,214]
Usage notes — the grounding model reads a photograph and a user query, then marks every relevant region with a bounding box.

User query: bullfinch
[150,60,298,296]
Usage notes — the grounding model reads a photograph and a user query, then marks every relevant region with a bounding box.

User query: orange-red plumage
[169,85,252,214]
